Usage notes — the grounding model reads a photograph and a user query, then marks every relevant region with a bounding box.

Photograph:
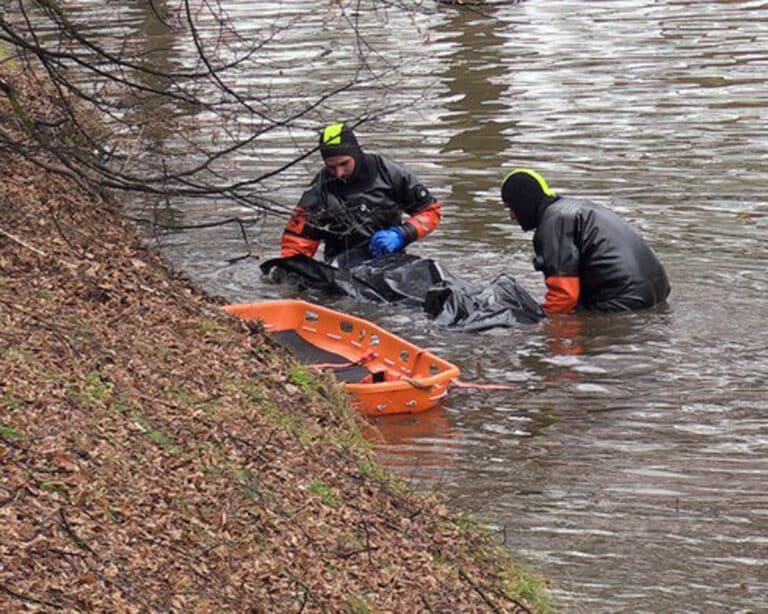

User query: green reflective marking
[322,122,344,146]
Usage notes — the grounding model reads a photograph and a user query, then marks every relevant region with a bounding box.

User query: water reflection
[434,5,524,245]
[129,0,185,141]
[363,406,458,482]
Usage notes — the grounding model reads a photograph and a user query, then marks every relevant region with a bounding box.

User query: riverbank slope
[0,67,551,612]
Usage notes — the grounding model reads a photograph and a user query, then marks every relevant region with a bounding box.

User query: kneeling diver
[500,168,670,314]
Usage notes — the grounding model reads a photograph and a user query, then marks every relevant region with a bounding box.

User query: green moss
[0,41,20,68]
[0,423,23,440]
[112,399,132,415]
[197,319,226,337]
[146,428,179,453]
[453,514,474,532]
[288,365,316,393]
[357,459,386,481]
[260,401,313,442]
[230,466,249,483]
[501,562,556,613]
[34,288,52,302]
[165,385,198,405]
[425,509,556,612]
[1,346,31,362]
[241,380,266,402]
[66,370,113,410]
[39,480,69,502]
[346,595,371,613]
[2,394,23,412]
[307,481,337,506]
[198,400,219,415]
[85,370,112,400]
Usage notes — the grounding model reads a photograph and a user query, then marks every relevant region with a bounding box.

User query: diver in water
[280,122,442,263]
[500,168,670,314]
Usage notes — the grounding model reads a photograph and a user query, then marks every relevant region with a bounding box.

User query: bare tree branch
[0,0,446,249]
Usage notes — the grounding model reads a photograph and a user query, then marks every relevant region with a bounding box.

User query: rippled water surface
[63,0,768,610]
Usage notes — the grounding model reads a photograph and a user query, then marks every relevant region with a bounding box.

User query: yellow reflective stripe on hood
[322,123,344,146]
[502,168,557,197]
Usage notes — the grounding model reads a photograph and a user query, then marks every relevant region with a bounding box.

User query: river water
[45,0,768,610]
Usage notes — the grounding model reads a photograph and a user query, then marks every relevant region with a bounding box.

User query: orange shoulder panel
[285,207,307,235]
[280,206,319,257]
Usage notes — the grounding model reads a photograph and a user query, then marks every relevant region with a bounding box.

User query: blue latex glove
[369,227,405,258]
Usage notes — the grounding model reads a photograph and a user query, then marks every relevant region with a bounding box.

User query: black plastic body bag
[260,246,544,332]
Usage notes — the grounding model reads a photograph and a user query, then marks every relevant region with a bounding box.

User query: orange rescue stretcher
[224,300,460,416]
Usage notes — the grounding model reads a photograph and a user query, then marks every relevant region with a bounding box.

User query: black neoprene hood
[319,123,361,160]
[501,170,547,231]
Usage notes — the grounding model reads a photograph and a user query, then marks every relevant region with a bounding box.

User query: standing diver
[500,168,670,314]
[281,122,442,263]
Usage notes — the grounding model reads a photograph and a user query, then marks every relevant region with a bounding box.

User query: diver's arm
[535,210,581,314]
[383,158,443,246]
[399,200,442,244]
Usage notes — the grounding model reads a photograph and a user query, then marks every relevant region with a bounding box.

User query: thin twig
[458,569,502,613]
[284,572,327,614]
[0,226,48,256]
[0,298,84,360]
[58,507,97,556]
[0,582,64,610]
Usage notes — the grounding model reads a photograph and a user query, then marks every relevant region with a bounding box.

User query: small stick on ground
[0,226,48,257]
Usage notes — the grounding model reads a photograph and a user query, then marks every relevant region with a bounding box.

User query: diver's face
[324,155,355,181]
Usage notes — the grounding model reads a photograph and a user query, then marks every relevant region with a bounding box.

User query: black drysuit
[533,198,670,312]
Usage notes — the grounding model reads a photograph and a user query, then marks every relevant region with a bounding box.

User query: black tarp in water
[260,249,544,331]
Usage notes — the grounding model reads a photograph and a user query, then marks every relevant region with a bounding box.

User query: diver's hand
[369,227,405,258]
